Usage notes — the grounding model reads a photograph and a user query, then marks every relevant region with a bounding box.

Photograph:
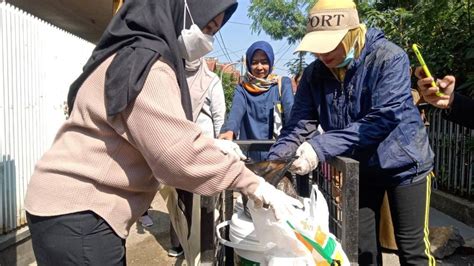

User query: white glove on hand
[214,139,247,160]
[248,177,303,220]
[290,141,319,175]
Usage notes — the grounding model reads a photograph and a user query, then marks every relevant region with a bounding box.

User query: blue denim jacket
[268,28,434,185]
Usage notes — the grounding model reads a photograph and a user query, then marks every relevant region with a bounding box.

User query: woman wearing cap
[24,1,300,264]
[219,41,294,162]
[268,0,435,265]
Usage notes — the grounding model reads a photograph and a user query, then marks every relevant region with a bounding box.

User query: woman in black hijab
[68,0,237,119]
[24,0,302,264]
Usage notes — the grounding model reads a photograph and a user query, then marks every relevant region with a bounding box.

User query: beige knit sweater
[24,56,259,238]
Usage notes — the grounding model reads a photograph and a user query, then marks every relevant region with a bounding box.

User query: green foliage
[248,0,314,44]
[368,0,418,10]
[215,70,238,113]
[467,136,474,152]
[285,52,309,76]
[358,0,474,95]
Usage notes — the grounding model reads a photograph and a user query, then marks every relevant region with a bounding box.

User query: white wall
[0,2,94,233]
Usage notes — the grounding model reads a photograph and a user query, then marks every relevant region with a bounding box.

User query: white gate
[0,2,94,233]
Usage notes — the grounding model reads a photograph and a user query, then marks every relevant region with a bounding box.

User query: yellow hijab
[330,24,367,82]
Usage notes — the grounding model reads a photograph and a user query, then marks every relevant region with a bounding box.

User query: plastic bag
[308,184,329,233]
[248,184,349,266]
[247,200,313,265]
[286,220,349,266]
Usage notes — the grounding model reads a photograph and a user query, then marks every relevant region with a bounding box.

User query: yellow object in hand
[412,44,444,97]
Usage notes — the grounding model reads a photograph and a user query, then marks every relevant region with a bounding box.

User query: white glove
[248,176,303,220]
[214,139,247,160]
[290,141,319,175]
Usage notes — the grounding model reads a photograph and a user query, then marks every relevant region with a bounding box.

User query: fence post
[335,157,359,263]
[200,195,216,265]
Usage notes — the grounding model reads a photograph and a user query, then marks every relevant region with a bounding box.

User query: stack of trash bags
[217,159,350,266]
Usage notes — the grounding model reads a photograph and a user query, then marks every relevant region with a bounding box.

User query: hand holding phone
[412,44,444,96]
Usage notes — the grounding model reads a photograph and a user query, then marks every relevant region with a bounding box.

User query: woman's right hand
[415,67,455,109]
[214,139,247,161]
[247,177,303,221]
[218,131,234,140]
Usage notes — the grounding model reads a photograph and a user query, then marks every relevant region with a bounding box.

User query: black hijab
[67,0,237,119]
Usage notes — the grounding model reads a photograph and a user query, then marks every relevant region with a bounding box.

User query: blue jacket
[268,29,434,185]
[221,77,294,161]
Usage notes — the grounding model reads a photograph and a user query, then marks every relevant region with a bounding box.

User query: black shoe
[168,246,184,257]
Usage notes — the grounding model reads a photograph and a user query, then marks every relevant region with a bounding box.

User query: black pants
[27,211,126,266]
[169,222,181,248]
[358,173,436,266]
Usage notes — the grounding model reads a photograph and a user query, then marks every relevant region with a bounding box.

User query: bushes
[215,70,239,114]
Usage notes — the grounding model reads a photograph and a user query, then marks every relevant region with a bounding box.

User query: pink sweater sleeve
[111,61,259,196]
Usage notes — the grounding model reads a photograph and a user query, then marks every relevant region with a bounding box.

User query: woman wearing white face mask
[177,4,216,62]
[24,0,301,264]
[167,58,226,259]
[185,59,226,138]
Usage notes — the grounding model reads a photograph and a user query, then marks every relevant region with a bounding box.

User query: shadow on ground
[126,196,187,265]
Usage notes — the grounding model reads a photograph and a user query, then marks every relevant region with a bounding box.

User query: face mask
[177,1,215,61]
[185,58,202,71]
[336,39,358,68]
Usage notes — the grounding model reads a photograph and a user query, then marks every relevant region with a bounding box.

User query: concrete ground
[126,194,184,266]
[127,194,474,266]
[16,193,474,266]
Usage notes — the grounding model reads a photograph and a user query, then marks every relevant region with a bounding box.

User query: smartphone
[412,44,444,96]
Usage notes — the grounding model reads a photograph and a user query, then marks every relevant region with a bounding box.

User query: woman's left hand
[415,67,455,109]
[290,142,319,175]
[214,139,247,160]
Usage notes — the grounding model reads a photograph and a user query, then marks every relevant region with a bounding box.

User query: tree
[358,0,474,95]
[285,54,309,76]
[248,0,314,44]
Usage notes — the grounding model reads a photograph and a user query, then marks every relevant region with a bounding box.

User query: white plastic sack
[248,184,349,266]
[247,199,313,265]
[309,184,329,233]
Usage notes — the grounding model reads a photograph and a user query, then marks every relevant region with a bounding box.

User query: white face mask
[177,1,215,61]
[185,58,202,71]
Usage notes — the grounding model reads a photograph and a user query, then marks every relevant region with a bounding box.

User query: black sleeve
[443,93,474,129]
